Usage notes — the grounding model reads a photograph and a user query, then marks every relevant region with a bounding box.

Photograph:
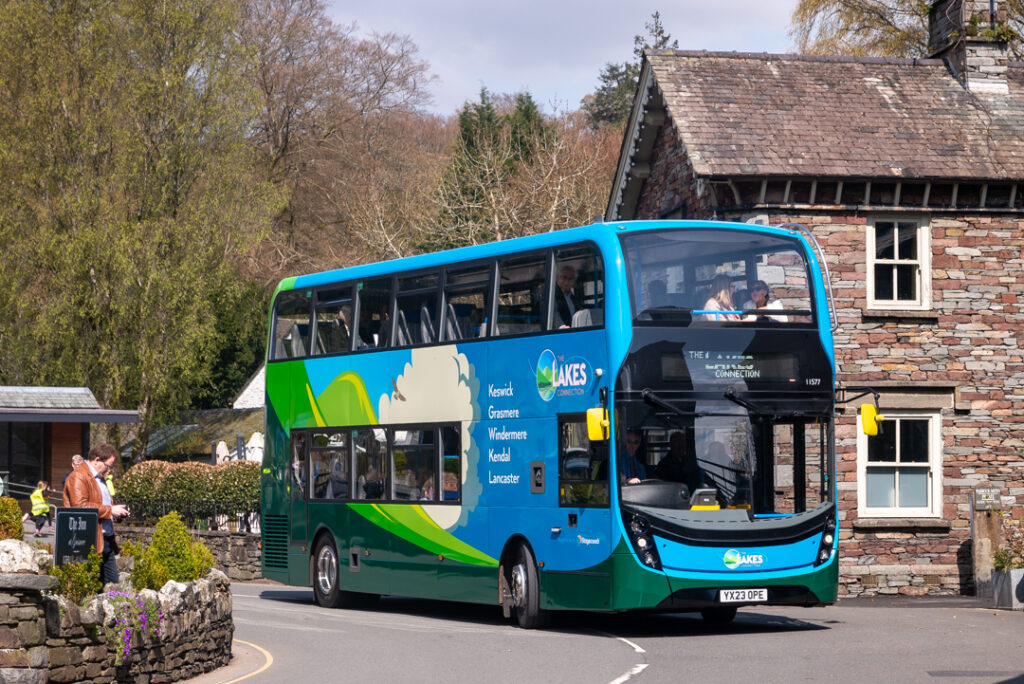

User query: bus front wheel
[510,544,549,629]
[313,536,351,608]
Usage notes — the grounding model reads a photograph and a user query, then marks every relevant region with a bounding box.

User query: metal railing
[117,498,260,533]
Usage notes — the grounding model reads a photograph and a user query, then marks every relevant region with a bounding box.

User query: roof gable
[609,50,1024,218]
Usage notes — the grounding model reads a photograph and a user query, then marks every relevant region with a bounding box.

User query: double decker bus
[261,220,846,627]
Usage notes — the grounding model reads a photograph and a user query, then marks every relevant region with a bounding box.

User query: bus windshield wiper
[641,388,707,420]
[724,387,815,418]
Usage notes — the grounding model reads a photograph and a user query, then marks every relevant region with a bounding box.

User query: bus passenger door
[289,433,309,582]
[546,416,612,609]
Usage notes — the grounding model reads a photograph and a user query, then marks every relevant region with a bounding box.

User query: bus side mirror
[860,404,885,437]
[586,408,610,442]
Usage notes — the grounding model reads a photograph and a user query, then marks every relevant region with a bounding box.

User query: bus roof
[275,220,812,296]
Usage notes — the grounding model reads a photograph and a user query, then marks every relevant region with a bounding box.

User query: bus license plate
[720,588,767,603]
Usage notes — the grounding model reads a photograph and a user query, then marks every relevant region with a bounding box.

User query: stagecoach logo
[536,349,590,401]
[577,535,600,546]
[723,548,764,570]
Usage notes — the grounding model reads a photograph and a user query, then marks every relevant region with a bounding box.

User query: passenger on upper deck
[553,264,581,328]
[741,280,787,322]
[701,274,739,321]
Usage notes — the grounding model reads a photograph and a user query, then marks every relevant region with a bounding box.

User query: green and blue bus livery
[262,220,842,627]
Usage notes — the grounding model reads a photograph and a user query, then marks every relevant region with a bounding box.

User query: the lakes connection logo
[536,349,590,401]
[723,548,765,570]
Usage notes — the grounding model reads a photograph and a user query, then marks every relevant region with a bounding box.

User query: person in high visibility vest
[104,473,116,498]
[29,481,51,538]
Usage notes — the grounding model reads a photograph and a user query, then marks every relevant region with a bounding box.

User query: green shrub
[50,552,103,604]
[118,461,173,505]
[155,462,213,505]
[0,496,24,541]
[130,512,215,590]
[211,461,261,513]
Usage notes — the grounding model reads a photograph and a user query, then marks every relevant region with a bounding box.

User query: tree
[581,12,678,128]
[0,0,281,457]
[240,0,441,277]
[790,0,1024,58]
[423,91,618,250]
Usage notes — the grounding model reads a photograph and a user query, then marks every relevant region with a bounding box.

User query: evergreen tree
[582,12,678,128]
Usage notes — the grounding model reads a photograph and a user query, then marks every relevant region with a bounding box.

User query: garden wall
[0,540,233,683]
[118,527,262,581]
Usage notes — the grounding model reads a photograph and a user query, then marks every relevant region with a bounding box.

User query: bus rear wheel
[313,536,352,608]
[510,544,549,629]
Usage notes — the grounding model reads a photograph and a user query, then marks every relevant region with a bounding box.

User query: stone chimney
[929,0,1010,92]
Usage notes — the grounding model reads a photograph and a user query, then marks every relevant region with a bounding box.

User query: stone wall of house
[0,540,233,683]
[632,113,710,220]
[744,210,1024,596]
[119,527,262,581]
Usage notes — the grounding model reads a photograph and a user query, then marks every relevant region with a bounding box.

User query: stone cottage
[606,0,1024,595]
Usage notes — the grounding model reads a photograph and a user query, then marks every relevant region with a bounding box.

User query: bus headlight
[814,511,838,566]
[625,513,661,570]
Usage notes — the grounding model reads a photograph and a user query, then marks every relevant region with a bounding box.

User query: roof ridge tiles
[649,49,945,67]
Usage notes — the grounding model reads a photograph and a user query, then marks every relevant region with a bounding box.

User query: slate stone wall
[118,527,262,581]
[0,561,232,683]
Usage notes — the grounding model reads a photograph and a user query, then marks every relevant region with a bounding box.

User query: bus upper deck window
[273,290,311,360]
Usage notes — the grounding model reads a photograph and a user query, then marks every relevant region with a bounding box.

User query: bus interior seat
[570,308,603,328]
[396,311,411,347]
[420,305,436,342]
[288,323,307,358]
[445,303,462,340]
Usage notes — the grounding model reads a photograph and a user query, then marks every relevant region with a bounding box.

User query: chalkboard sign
[55,507,98,566]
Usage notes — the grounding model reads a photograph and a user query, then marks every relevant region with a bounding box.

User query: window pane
[441,425,462,501]
[897,223,918,260]
[899,419,929,462]
[896,265,917,301]
[559,418,609,506]
[444,288,486,340]
[273,290,311,359]
[357,278,392,349]
[553,245,604,329]
[898,468,928,508]
[9,423,43,496]
[396,292,438,346]
[310,432,349,500]
[874,264,894,300]
[867,420,896,462]
[866,467,895,507]
[354,428,387,500]
[291,434,307,496]
[440,428,460,501]
[875,222,895,259]
[392,429,437,501]
[314,286,353,355]
[496,253,545,335]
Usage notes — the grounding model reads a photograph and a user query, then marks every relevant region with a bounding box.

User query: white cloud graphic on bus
[536,349,591,401]
[378,345,480,530]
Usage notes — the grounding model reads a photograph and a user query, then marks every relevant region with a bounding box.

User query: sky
[327,0,801,115]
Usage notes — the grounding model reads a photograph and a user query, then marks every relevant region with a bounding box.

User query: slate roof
[645,50,1024,180]
[0,386,137,423]
[0,386,100,410]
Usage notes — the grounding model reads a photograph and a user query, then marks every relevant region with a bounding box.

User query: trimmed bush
[117,460,174,506]
[0,496,24,540]
[50,551,103,603]
[211,461,260,513]
[128,512,216,591]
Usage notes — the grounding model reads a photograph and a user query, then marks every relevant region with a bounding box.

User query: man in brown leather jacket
[63,444,130,585]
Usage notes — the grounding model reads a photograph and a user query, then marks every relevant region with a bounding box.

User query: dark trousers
[101,534,119,585]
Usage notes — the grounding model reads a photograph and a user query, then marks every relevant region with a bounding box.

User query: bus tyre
[700,606,738,626]
[313,536,351,608]
[510,544,549,629]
